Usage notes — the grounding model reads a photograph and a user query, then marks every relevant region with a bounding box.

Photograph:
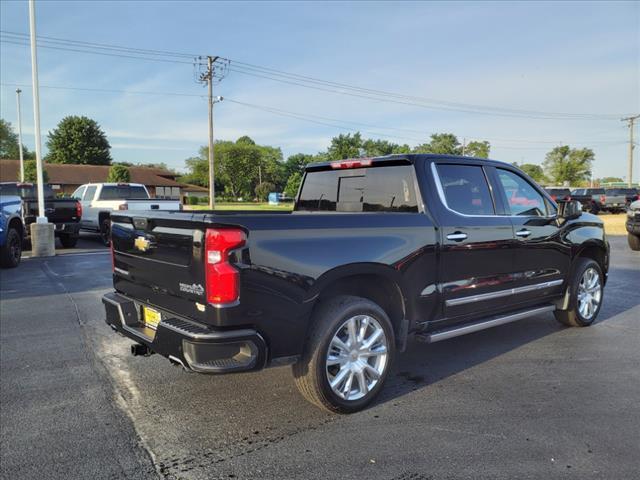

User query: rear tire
[100,219,111,247]
[292,295,395,413]
[0,228,22,268]
[554,258,603,327]
[59,234,79,248]
[628,233,640,251]
[589,202,600,215]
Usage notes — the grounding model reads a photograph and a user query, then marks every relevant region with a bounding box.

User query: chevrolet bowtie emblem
[134,236,151,252]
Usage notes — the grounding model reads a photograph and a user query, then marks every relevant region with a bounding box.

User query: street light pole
[15,89,25,183]
[28,0,46,221]
[28,0,55,257]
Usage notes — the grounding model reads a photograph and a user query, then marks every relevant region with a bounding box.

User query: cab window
[436,164,495,215]
[497,169,546,217]
[72,186,86,200]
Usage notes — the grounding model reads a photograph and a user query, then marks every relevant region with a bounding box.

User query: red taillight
[330,158,372,169]
[76,201,82,218]
[551,195,557,201]
[566,195,571,202]
[600,195,606,203]
[118,204,128,211]
[205,228,246,305]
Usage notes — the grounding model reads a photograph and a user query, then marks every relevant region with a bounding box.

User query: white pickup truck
[72,183,182,245]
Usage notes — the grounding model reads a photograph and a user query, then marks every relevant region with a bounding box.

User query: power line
[1,30,197,58]
[1,30,630,120]
[228,61,621,120]
[0,37,194,64]
[0,81,626,148]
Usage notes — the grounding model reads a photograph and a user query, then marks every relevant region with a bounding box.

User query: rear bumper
[24,220,80,238]
[102,292,268,373]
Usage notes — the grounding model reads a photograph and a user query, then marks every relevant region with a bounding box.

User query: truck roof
[82,182,146,187]
[305,154,511,171]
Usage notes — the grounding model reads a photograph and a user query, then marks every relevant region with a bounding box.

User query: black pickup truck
[103,155,609,413]
[0,182,82,248]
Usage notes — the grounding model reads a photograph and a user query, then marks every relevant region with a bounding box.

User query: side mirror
[559,200,582,220]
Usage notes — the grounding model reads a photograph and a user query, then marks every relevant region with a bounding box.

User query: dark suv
[103,155,609,412]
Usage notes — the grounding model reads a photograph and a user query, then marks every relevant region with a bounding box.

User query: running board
[415,305,556,344]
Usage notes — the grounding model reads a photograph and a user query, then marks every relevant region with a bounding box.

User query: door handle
[516,229,531,238]
[446,232,468,242]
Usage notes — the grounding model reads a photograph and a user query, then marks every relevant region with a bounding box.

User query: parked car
[544,187,572,202]
[601,188,630,213]
[606,187,639,207]
[72,183,182,245]
[0,182,81,248]
[570,188,605,214]
[0,193,24,268]
[626,199,640,251]
[103,154,609,413]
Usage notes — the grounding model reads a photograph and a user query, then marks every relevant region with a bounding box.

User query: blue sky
[1,0,638,180]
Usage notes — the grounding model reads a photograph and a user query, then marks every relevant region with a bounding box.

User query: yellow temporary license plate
[142,306,161,330]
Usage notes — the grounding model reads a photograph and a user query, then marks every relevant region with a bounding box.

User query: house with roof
[0,159,208,200]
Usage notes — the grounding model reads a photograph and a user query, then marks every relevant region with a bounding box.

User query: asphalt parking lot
[1,234,638,480]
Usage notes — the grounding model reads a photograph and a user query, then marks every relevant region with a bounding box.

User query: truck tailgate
[25,199,79,223]
[110,213,213,319]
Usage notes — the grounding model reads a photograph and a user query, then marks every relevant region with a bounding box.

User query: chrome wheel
[577,267,601,320]
[326,315,389,401]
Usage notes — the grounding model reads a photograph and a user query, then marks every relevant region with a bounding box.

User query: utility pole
[622,115,639,187]
[197,56,227,209]
[15,89,25,182]
[462,137,466,156]
[207,56,216,209]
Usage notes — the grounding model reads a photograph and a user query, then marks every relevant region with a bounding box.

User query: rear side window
[297,165,419,213]
[99,185,148,200]
[83,186,97,201]
[436,164,495,215]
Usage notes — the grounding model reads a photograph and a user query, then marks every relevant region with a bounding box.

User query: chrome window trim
[445,279,564,307]
[431,162,558,221]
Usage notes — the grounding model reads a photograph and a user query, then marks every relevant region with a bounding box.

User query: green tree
[107,164,131,182]
[284,171,302,198]
[543,146,594,184]
[255,181,275,201]
[464,140,490,158]
[46,115,111,165]
[514,163,547,183]
[23,159,49,183]
[236,135,256,145]
[361,139,410,157]
[182,137,286,200]
[0,118,34,159]
[327,132,363,160]
[599,176,624,184]
[414,133,460,154]
[284,153,314,177]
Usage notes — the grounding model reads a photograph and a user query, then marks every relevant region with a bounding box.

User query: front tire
[292,295,395,413]
[0,228,22,268]
[628,233,640,251]
[555,258,604,327]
